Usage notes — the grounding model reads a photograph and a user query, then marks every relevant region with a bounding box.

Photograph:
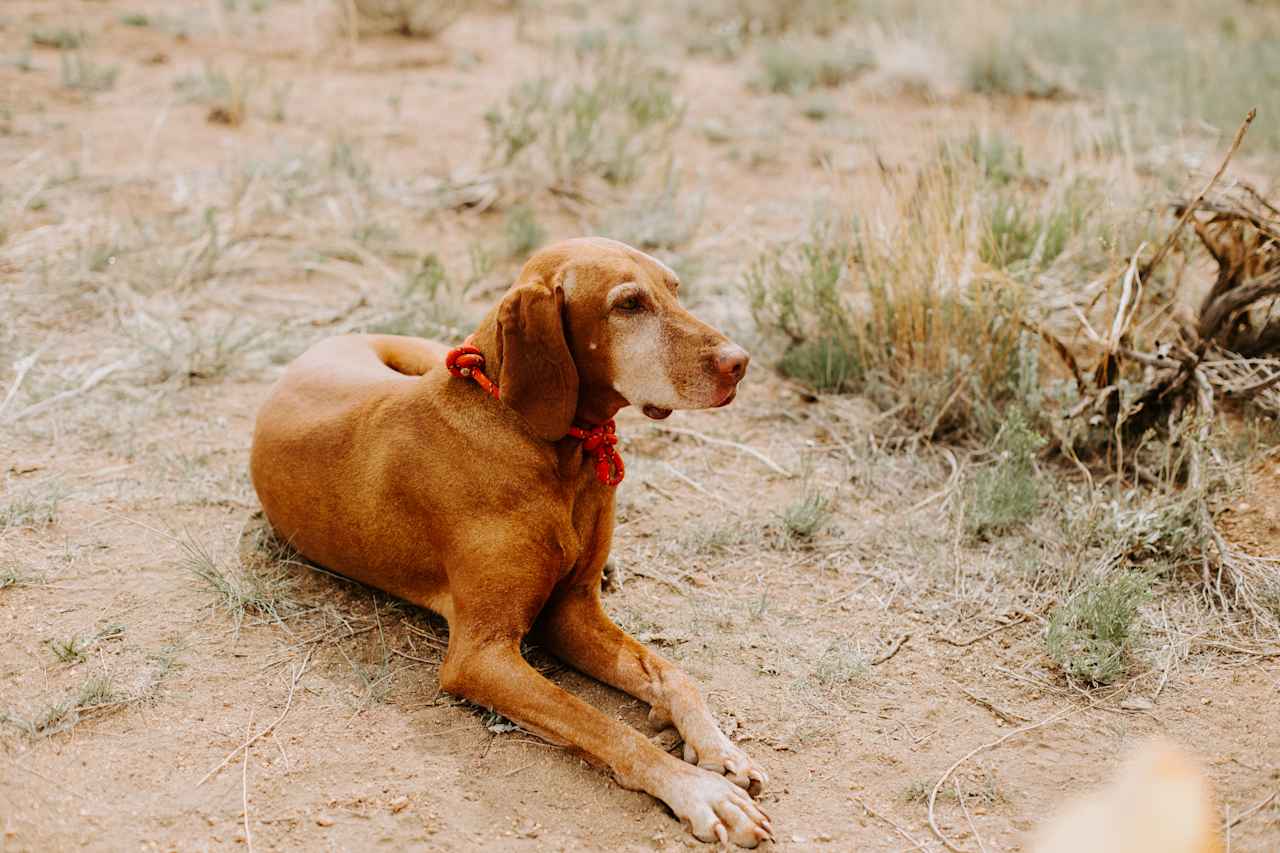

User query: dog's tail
[1030,737,1223,853]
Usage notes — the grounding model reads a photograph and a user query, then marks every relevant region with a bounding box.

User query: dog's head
[487,237,748,440]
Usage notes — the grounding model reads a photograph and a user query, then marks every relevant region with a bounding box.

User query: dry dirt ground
[1,2,1279,852]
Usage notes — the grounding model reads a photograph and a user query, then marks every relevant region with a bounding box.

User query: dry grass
[484,34,683,193]
[182,530,302,634]
[747,152,1041,439]
[344,0,466,39]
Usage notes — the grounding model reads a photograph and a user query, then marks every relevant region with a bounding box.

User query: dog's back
[1030,738,1222,853]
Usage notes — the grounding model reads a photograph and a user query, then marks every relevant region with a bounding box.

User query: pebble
[315,815,335,827]
[389,796,410,814]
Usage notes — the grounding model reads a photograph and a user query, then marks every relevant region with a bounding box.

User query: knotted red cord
[566,421,625,487]
[444,344,499,399]
[445,341,625,486]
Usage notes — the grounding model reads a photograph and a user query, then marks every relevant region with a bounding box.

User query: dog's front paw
[666,766,773,848]
[682,733,767,797]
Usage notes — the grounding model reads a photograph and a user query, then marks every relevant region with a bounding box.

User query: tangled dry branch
[1049,110,1280,633]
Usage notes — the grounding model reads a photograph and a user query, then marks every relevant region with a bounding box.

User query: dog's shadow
[235,511,568,724]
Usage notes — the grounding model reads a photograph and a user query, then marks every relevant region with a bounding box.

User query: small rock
[1120,696,1154,712]
[791,835,807,844]
[315,815,335,827]
[389,796,410,814]
[815,832,833,842]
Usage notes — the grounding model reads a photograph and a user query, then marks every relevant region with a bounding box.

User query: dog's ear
[496,279,579,441]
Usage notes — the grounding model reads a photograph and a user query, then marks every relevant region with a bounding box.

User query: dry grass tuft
[484,36,683,194]
[183,531,301,634]
[343,0,465,39]
[748,152,1041,440]
[682,0,860,59]
[0,479,64,533]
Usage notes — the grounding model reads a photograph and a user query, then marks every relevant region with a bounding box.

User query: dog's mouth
[639,388,735,419]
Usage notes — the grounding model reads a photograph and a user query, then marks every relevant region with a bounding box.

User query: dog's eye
[615,295,644,312]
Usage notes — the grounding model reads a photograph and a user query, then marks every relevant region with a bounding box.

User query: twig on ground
[934,615,1027,648]
[197,649,312,787]
[927,703,1089,852]
[1,755,91,799]
[4,357,134,424]
[260,625,379,670]
[649,425,792,477]
[242,709,255,853]
[391,647,440,666]
[960,687,1029,725]
[0,348,45,420]
[871,633,910,666]
[500,761,539,778]
[403,622,450,651]
[954,778,988,853]
[851,796,928,851]
[1226,790,1277,830]
[660,461,743,515]
[1195,641,1280,659]
[906,448,962,514]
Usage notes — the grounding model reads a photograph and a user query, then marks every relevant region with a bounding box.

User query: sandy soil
[1,2,1278,851]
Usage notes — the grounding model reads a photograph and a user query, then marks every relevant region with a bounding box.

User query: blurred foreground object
[1031,738,1223,853]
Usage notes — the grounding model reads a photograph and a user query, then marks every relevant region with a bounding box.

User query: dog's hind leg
[534,587,768,797]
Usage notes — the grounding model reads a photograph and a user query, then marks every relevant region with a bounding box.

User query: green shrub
[756,41,874,95]
[504,205,546,258]
[965,410,1046,538]
[1046,570,1150,686]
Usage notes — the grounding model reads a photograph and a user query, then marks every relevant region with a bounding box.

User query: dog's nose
[714,344,750,381]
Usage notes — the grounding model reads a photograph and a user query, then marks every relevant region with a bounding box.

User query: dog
[250,238,771,847]
[1030,738,1223,853]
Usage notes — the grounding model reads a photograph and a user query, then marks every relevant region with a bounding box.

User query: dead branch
[1049,110,1280,631]
[1140,109,1255,281]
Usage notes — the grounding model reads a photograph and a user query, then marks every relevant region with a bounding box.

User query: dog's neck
[466,316,629,432]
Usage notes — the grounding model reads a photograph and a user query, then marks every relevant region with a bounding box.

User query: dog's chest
[562,478,616,573]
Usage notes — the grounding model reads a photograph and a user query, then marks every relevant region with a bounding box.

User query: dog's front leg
[439,629,772,848]
[536,589,769,797]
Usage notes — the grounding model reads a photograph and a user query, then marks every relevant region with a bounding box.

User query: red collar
[445,343,625,487]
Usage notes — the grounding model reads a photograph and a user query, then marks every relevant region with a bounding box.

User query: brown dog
[250,238,771,847]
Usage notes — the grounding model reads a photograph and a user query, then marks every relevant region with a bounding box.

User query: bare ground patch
[3,1,1279,851]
